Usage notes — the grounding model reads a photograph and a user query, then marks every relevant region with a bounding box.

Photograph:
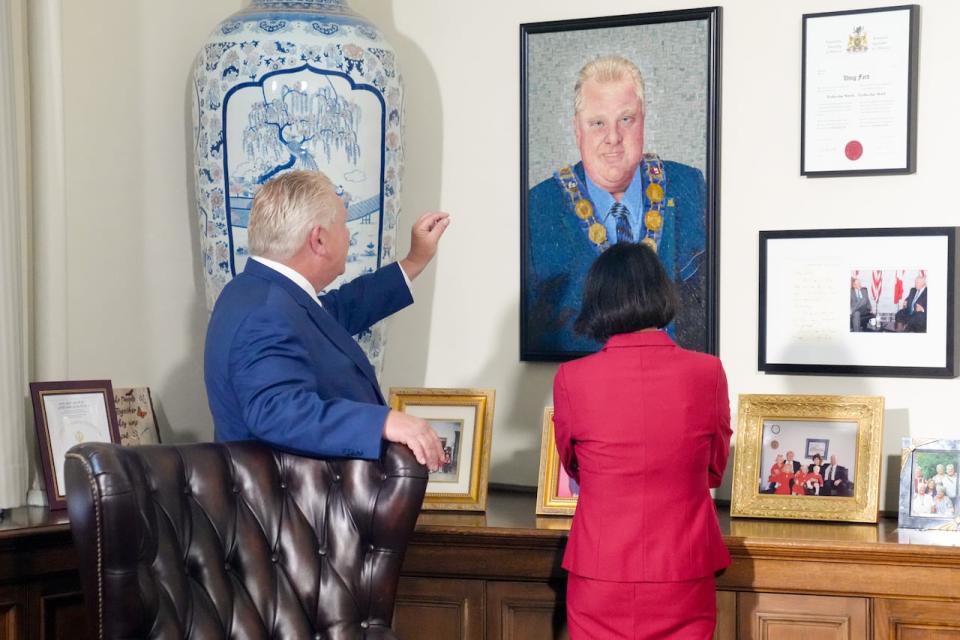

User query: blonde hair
[574,55,646,114]
[248,170,340,260]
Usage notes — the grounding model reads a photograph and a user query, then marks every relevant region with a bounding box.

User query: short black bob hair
[574,242,678,342]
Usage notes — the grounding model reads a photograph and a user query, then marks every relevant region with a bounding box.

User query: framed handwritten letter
[801,5,919,176]
[759,228,959,378]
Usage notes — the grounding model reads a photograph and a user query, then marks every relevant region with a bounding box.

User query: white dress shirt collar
[250,255,322,307]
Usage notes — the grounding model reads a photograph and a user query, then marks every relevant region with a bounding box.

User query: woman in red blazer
[553,243,732,639]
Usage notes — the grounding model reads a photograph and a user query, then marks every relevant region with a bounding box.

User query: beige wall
[55,0,960,511]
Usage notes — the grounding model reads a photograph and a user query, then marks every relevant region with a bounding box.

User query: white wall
[59,0,244,443]
[55,0,960,512]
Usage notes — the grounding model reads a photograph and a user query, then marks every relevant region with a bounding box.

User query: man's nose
[604,124,623,145]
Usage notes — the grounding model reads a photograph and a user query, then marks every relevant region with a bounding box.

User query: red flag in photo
[893,270,905,304]
[871,270,883,305]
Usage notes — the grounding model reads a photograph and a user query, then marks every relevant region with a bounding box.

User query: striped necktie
[609,202,633,243]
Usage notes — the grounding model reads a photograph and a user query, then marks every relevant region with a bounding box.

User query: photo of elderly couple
[758,420,857,498]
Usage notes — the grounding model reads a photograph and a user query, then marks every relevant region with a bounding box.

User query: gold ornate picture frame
[731,394,884,523]
[389,388,495,512]
[536,407,578,516]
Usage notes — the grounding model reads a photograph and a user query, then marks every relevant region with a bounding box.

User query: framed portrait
[30,380,121,510]
[805,438,829,460]
[898,438,960,531]
[801,5,919,176]
[731,394,884,523]
[520,7,721,361]
[113,387,161,446]
[388,388,495,511]
[536,407,578,516]
[759,227,959,378]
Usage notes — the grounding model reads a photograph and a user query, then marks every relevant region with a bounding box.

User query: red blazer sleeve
[552,366,579,484]
[708,361,732,488]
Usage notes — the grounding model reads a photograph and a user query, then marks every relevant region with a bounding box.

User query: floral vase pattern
[192,0,403,374]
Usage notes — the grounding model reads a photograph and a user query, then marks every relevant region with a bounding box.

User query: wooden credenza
[395,491,960,639]
[3,493,960,639]
[0,509,86,640]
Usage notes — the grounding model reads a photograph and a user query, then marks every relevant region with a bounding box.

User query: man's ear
[308,224,327,257]
[573,115,582,147]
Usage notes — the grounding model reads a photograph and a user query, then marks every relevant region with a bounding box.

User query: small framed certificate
[30,380,121,509]
[801,5,919,176]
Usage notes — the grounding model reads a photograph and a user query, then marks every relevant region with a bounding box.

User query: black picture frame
[759,227,959,378]
[801,5,920,177]
[520,7,721,361]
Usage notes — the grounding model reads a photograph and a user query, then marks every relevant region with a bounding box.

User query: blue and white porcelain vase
[192,0,403,373]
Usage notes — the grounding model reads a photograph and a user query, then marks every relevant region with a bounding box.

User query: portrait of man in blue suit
[523,53,714,359]
[205,170,449,469]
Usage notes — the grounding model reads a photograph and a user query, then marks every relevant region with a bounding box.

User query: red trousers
[566,573,716,639]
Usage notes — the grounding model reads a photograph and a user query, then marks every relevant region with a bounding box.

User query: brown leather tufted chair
[65,441,427,639]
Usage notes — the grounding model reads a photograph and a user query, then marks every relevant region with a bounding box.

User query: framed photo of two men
[759,227,960,378]
[520,8,721,361]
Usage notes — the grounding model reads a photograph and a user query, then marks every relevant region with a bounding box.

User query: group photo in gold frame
[388,388,495,512]
[731,394,884,523]
[536,407,578,516]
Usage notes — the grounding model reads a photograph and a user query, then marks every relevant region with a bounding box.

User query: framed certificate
[801,5,919,176]
[759,227,959,378]
[30,380,121,509]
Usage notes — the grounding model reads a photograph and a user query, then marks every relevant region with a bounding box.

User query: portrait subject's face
[573,78,645,197]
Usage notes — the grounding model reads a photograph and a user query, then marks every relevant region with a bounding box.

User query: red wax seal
[845,140,863,161]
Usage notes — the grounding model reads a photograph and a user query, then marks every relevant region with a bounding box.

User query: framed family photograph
[113,386,161,446]
[388,388,495,511]
[759,227,959,377]
[801,5,919,176]
[536,407,578,516]
[30,380,121,510]
[731,394,884,523]
[898,438,960,531]
[520,7,721,361]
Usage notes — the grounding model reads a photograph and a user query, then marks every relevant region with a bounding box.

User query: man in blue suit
[205,170,448,469]
[525,55,707,357]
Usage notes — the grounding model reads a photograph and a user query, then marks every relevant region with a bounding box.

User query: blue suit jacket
[525,160,707,356]
[204,259,413,459]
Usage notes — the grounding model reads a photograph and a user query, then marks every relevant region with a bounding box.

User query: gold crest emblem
[574,199,594,220]
[588,223,607,246]
[645,210,663,232]
[646,183,664,203]
[641,237,658,252]
[847,26,868,52]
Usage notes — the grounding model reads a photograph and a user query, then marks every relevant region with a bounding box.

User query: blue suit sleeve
[320,262,413,335]
[228,309,387,459]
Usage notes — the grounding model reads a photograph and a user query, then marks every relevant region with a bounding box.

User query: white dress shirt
[250,256,413,308]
